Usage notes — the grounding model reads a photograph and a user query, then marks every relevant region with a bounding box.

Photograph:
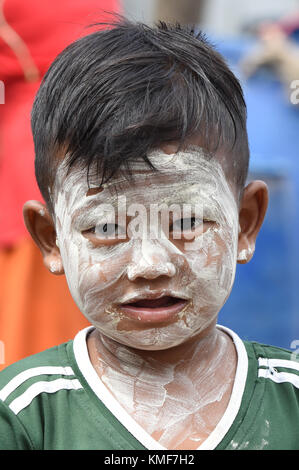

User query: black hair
[31,19,249,211]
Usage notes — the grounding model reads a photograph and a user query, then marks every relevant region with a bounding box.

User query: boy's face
[24,144,268,351]
[51,146,240,350]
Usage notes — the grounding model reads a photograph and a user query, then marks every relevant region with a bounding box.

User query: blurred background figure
[155,0,204,25]
[0,0,119,369]
[240,18,299,103]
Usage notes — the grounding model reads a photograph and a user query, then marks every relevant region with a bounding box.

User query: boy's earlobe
[23,200,64,275]
[237,181,268,264]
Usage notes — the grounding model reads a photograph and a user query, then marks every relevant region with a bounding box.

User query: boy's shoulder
[0,340,75,406]
[0,338,93,450]
[244,339,299,400]
[246,338,299,363]
[218,336,299,450]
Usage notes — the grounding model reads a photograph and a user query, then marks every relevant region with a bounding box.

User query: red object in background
[0,0,119,247]
[0,0,120,368]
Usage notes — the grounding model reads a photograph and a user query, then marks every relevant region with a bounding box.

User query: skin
[23,141,268,449]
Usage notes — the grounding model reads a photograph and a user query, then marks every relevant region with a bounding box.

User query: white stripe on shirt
[9,378,83,415]
[0,366,75,402]
[258,358,299,372]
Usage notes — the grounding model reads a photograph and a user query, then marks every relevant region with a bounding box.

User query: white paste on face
[52,147,239,350]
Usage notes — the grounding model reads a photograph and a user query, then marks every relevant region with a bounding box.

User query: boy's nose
[127,239,177,281]
[127,259,176,281]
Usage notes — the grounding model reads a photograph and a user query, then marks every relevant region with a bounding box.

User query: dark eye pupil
[102,223,118,235]
[180,217,195,230]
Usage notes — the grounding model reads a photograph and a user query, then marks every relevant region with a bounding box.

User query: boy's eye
[170,217,205,232]
[95,223,120,237]
[170,217,215,238]
[82,223,126,241]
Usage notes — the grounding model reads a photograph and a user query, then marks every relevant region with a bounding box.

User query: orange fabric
[0,237,89,370]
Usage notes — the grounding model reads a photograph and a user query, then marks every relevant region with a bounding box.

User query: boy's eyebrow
[70,189,125,223]
[71,199,105,223]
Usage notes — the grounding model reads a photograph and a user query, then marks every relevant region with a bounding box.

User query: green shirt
[0,326,298,450]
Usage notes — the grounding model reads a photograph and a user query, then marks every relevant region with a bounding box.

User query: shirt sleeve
[0,400,34,450]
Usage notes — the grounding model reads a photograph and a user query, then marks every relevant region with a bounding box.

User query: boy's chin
[88,304,221,351]
[96,323,215,352]
[101,334,188,352]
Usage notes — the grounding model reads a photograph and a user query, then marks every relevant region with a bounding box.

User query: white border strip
[197,325,248,450]
[73,325,248,450]
[0,366,74,402]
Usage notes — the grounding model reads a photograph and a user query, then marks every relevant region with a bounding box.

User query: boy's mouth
[118,295,189,323]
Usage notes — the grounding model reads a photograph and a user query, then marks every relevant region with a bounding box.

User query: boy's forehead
[53,147,234,207]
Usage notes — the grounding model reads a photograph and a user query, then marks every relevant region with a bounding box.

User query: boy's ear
[23,200,64,275]
[237,181,269,264]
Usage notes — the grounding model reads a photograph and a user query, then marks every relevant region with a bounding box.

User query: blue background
[214,37,299,348]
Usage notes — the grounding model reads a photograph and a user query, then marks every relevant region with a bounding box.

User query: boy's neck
[87,324,237,449]
[88,322,225,369]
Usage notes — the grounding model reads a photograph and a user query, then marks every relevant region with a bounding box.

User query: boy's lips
[117,294,189,323]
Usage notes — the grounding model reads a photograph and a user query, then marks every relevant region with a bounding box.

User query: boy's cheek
[62,243,127,309]
[198,227,238,295]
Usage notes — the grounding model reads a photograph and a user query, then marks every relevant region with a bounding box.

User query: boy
[0,20,298,450]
